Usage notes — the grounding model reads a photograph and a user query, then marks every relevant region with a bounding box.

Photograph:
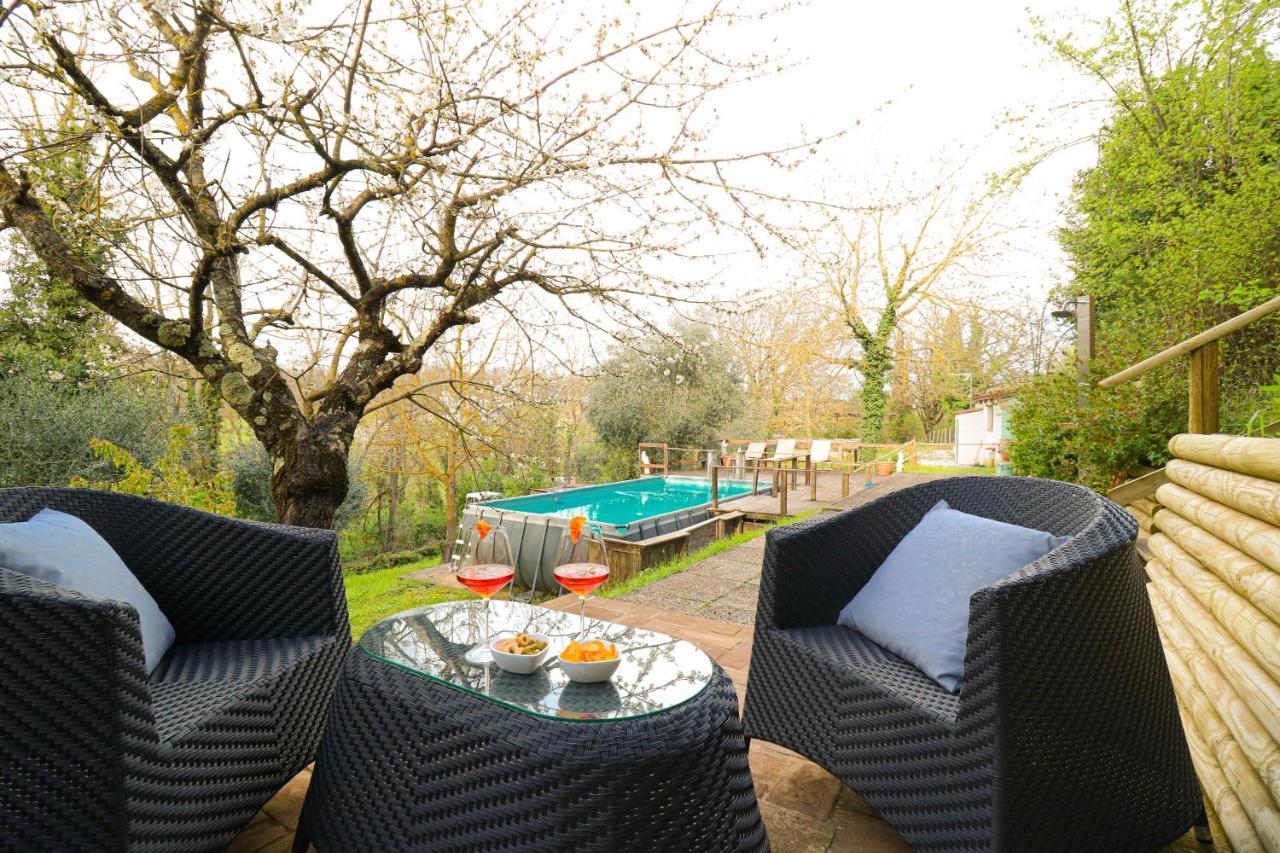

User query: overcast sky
[703,0,1115,306]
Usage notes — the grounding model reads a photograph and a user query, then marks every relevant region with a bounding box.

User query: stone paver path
[618,472,951,626]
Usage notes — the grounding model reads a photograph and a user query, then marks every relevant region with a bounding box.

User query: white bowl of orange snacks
[490,632,551,674]
[558,639,622,683]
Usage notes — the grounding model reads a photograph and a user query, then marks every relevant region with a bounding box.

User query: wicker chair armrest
[0,566,151,847]
[757,489,933,630]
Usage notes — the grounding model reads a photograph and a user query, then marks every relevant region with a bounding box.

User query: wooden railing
[637,441,670,475]
[1103,295,1280,507]
[1099,293,1280,434]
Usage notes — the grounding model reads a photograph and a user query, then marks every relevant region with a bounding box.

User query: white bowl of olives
[489,632,551,674]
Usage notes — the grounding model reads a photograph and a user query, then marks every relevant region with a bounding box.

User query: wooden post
[841,471,850,497]
[1188,341,1220,434]
[779,471,788,517]
[752,465,760,496]
[810,464,818,502]
[711,465,719,509]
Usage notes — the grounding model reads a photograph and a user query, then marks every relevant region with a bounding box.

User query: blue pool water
[480,476,754,527]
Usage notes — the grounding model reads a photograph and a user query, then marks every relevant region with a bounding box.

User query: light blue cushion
[0,508,175,673]
[837,500,1069,693]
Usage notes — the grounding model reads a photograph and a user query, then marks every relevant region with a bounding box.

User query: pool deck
[705,468,948,521]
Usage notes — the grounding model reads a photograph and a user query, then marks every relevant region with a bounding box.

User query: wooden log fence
[1140,433,1280,851]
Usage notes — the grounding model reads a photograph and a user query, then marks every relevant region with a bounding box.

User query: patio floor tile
[759,800,836,852]
[261,766,310,830]
[695,602,757,624]
[761,758,842,821]
[829,813,914,853]
[225,813,289,853]
[689,555,762,576]
[709,583,765,610]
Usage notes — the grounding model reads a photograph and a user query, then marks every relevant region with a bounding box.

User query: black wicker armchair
[742,476,1201,852]
[0,487,350,852]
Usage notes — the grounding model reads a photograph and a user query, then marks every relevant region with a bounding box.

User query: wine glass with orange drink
[553,515,610,640]
[457,519,514,665]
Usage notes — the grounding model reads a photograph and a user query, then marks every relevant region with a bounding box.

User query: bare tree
[0,0,817,526]
[716,295,853,437]
[813,174,1005,442]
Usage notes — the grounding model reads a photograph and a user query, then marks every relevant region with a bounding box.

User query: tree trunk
[384,468,402,551]
[269,423,353,529]
[859,337,893,443]
[189,378,221,478]
[443,471,459,560]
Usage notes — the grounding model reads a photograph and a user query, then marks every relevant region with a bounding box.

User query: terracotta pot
[875,460,894,477]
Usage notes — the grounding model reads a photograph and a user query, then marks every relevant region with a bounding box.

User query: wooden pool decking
[711,469,951,521]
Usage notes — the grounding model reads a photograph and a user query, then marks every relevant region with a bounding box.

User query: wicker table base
[297,647,767,852]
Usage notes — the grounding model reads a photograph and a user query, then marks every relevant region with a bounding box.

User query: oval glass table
[296,600,767,852]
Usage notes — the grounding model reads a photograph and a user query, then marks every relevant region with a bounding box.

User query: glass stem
[483,597,491,657]
[578,594,586,638]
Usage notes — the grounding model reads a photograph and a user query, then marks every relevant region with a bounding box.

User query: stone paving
[617,472,951,626]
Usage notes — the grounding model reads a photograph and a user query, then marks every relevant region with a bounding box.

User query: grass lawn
[904,463,997,476]
[600,512,815,599]
[344,555,470,638]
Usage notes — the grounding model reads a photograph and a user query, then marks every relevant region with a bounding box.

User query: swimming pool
[460,475,758,590]
[481,476,754,528]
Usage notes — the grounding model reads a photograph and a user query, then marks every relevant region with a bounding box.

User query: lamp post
[1052,295,1095,405]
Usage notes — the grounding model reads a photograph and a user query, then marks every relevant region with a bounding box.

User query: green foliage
[1009,369,1183,491]
[857,337,892,443]
[343,546,441,576]
[0,356,176,488]
[227,439,370,530]
[1247,374,1280,435]
[226,443,276,521]
[570,440,636,482]
[0,116,122,368]
[587,322,744,453]
[1058,3,1280,320]
[71,424,237,515]
[1020,0,1280,485]
[904,464,996,476]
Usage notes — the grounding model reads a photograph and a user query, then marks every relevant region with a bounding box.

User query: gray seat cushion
[838,499,1068,692]
[0,508,175,673]
[781,624,961,725]
[149,635,333,742]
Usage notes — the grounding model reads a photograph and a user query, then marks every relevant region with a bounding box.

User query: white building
[953,391,1013,466]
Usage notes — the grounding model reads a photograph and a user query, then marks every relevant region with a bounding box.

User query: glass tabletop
[358,600,715,722]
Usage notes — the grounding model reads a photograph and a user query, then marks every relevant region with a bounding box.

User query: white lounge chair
[762,438,797,466]
[744,441,768,467]
[809,439,832,466]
